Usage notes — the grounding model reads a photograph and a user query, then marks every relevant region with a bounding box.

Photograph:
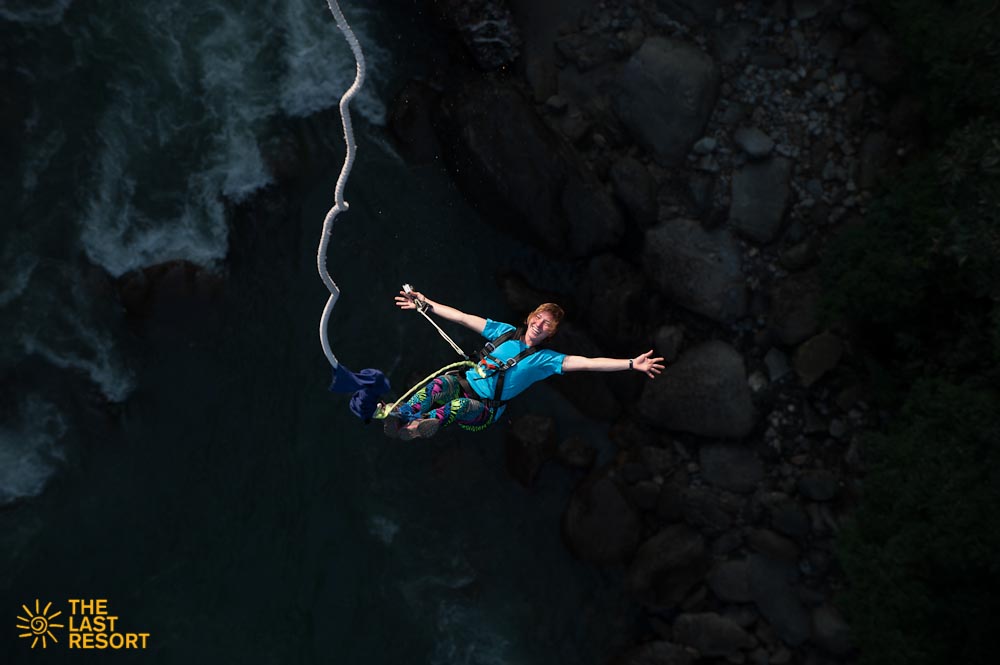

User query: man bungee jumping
[384,289,666,440]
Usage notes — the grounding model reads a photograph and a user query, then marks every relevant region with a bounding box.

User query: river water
[2,1,629,662]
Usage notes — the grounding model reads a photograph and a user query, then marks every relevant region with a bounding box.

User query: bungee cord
[317,0,366,369]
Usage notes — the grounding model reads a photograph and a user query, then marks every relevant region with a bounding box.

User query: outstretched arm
[562,349,665,379]
[394,290,488,335]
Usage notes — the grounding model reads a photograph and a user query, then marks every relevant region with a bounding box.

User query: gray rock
[505,414,558,487]
[626,524,708,609]
[733,127,775,159]
[764,348,791,382]
[563,472,642,563]
[674,612,753,657]
[748,553,811,647]
[638,341,757,438]
[747,528,800,562]
[812,604,854,656]
[614,37,720,166]
[794,332,844,387]
[770,500,811,538]
[681,487,739,533]
[654,324,684,363]
[797,470,839,502]
[769,269,821,346]
[730,157,794,243]
[641,219,747,323]
[693,136,717,154]
[610,156,658,228]
[779,237,820,271]
[707,560,753,603]
[611,640,695,665]
[629,480,663,510]
[700,443,764,494]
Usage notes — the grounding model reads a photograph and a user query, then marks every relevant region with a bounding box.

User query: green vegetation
[825,2,1000,663]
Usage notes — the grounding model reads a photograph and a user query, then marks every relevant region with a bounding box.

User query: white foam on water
[0,252,37,307]
[0,0,72,26]
[368,515,400,545]
[21,323,135,403]
[280,0,390,123]
[0,396,67,506]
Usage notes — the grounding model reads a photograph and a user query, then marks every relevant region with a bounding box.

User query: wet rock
[117,260,224,318]
[794,332,844,387]
[505,413,558,487]
[707,559,753,603]
[748,553,811,647]
[674,612,754,657]
[797,470,839,502]
[609,155,658,228]
[656,476,687,522]
[779,236,820,271]
[699,443,764,494]
[769,269,821,346]
[614,37,720,166]
[730,157,794,243]
[812,604,854,656]
[641,219,747,323]
[629,480,663,511]
[626,523,708,609]
[639,341,757,438]
[611,640,695,665]
[563,471,642,564]
[733,126,775,159]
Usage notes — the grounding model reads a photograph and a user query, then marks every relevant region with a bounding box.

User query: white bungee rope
[317,0,366,370]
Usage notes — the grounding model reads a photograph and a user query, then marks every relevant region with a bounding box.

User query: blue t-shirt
[464,320,565,416]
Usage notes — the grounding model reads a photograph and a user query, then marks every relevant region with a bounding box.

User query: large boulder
[614,37,720,166]
[563,471,642,564]
[638,341,757,438]
[641,218,747,323]
[747,553,811,647]
[505,414,558,487]
[626,524,708,609]
[673,612,754,657]
[439,80,622,257]
[435,0,522,70]
[730,157,793,243]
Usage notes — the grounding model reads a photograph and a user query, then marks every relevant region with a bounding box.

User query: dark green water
[2,3,629,661]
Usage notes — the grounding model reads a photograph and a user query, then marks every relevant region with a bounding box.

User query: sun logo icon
[17,599,64,649]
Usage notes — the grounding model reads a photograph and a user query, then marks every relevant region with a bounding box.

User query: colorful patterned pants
[397,373,493,431]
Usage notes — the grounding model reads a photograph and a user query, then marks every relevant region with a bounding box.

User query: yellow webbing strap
[373,361,476,420]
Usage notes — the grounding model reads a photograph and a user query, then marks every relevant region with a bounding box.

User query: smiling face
[524,303,564,346]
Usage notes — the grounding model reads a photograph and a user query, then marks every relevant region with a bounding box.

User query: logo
[16,599,64,649]
[15,598,150,650]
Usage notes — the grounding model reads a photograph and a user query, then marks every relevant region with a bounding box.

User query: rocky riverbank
[388,0,918,662]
